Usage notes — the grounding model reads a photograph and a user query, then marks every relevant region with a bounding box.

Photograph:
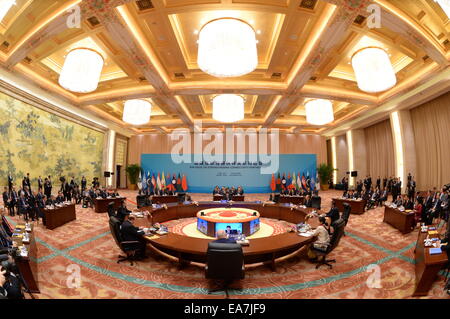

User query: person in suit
[382,177,387,189]
[55,192,65,204]
[213,186,220,195]
[213,229,236,244]
[44,178,51,199]
[2,188,12,217]
[376,176,381,190]
[7,173,13,192]
[9,187,18,217]
[394,195,403,207]
[403,195,414,210]
[46,195,56,206]
[17,193,29,221]
[428,193,442,223]
[326,202,340,225]
[304,195,312,208]
[236,186,244,196]
[81,176,87,191]
[37,194,46,226]
[37,176,43,192]
[116,201,131,223]
[378,187,388,206]
[120,213,147,258]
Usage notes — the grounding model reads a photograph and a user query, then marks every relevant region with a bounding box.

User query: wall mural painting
[0,92,105,188]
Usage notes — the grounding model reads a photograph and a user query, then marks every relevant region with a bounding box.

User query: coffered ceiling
[0,0,449,134]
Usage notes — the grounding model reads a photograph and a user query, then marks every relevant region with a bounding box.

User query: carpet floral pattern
[6,190,449,299]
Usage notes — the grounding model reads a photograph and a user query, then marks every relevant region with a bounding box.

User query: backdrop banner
[141,154,316,193]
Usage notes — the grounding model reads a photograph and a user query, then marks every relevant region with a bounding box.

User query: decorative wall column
[346,129,367,187]
[104,130,116,188]
[390,110,417,193]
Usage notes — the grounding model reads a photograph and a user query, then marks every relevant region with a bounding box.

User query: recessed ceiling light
[257,30,261,34]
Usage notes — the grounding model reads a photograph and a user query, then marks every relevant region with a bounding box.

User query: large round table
[136,201,319,270]
[196,207,260,237]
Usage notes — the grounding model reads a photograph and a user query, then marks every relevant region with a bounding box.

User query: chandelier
[212,94,245,123]
[351,47,397,93]
[122,99,152,125]
[305,99,334,125]
[198,18,258,77]
[58,48,104,93]
[0,0,15,22]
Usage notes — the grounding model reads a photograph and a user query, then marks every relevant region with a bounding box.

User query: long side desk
[94,197,125,213]
[383,205,415,234]
[212,195,245,201]
[136,202,319,270]
[332,198,367,214]
[413,227,448,296]
[12,224,39,293]
[44,204,76,230]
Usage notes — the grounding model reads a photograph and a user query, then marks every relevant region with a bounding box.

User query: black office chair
[311,196,321,209]
[205,242,245,298]
[107,202,116,218]
[108,216,140,266]
[341,202,352,228]
[136,195,147,208]
[312,218,346,269]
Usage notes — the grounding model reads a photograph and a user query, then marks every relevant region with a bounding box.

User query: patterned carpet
[6,190,450,299]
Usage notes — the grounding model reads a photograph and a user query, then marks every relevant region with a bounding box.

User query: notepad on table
[429,248,442,255]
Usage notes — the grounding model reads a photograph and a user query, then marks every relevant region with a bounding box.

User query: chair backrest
[107,202,116,217]
[311,196,321,209]
[327,218,346,253]
[206,242,244,281]
[108,216,123,249]
[342,203,351,225]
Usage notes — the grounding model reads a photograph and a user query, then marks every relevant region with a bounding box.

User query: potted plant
[317,163,336,191]
[125,164,141,190]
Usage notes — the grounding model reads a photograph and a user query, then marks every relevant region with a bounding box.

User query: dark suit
[18,197,29,220]
[326,207,340,224]
[120,220,146,257]
[7,175,13,192]
[304,199,312,208]
[213,238,237,244]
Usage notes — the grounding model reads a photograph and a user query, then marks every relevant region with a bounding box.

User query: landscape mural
[0,91,105,188]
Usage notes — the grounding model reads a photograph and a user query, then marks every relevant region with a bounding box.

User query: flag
[151,173,156,191]
[161,171,166,190]
[138,170,143,191]
[310,173,316,191]
[181,174,188,191]
[287,173,292,189]
[297,173,301,190]
[276,173,281,192]
[156,173,161,190]
[141,170,147,191]
[291,171,297,190]
[306,171,311,189]
[147,172,152,192]
[270,174,276,192]
[176,173,182,192]
[281,173,286,190]
[301,173,307,190]
[171,174,177,192]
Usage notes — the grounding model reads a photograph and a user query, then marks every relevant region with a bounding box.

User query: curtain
[411,92,450,191]
[364,119,396,180]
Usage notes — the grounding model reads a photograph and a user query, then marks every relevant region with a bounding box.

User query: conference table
[413,226,448,296]
[12,223,39,293]
[383,205,415,234]
[94,197,125,213]
[152,195,179,204]
[44,203,76,230]
[135,201,319,271]
[213,195,245,202]
[279,195,304,205]
[332,198,367,214]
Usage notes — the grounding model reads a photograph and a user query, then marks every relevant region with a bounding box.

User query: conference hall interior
[0,0,449,300]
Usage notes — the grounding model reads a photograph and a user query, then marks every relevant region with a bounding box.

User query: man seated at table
[326,202,340,225]
[116,201,132,223]
[304,195,312,207]
[55,191,65,204]
[366,188,380,210]
[45,195,56,206]
[120,212,147,258]
[378,187,388,206]
[212,186,221,195]
[213,229,236,244]
[236,186,244,196]
[403,194,414,210]
[394,195,404,207]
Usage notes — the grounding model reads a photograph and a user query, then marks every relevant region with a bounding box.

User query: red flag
[270,174,276,191]
[181,174,188,191]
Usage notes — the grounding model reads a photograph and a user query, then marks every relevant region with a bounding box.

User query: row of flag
[270,172,318,192]
[139,171,188,192]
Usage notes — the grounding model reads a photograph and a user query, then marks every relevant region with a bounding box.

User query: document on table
[298,231,314,237]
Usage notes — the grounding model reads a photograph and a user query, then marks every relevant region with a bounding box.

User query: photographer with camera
[0,254,23,299]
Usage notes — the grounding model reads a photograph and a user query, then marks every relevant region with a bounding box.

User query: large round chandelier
[305,99,334,125]
[212,94,245,123]
[351,47,396,93]
[58,48,104,93]
[198,18,258,77]
[122,99,152,125]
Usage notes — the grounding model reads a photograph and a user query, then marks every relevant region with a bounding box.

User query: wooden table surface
[94,197,125,213]
[44,203,76,230]
[383,205,415,234]
[135,201,319,270]
[332,198,367,214]
[12,224,39,293]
